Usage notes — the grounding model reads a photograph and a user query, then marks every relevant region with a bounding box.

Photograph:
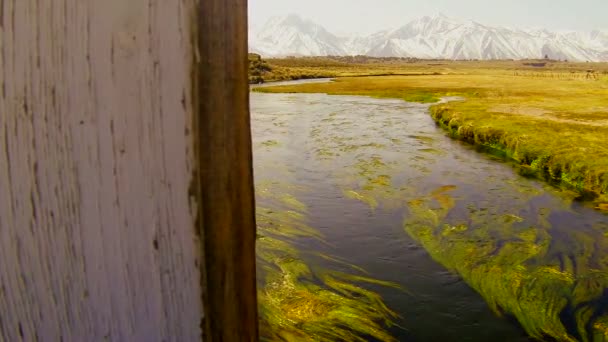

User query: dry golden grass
[262,57,608,80]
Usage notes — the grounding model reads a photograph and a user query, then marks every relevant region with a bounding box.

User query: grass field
[252,55,608,82]
[253,59,608,208]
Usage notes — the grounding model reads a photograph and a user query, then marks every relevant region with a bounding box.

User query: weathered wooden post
[0,0,258,340]
[197,0,259,340]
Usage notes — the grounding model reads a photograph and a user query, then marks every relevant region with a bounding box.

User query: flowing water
[251,90,608,341]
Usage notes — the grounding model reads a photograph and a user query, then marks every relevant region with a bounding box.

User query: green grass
[254,64,608,208]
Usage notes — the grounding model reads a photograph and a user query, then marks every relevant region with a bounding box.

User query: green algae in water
[364,175,392,189]
[261,140,281,148]
[417,148,445,155]
[257,182,398,341]
[344,190,379,210]
[596,222,608,238]
[338,156,410,211]
[594,316,608,341]
[403,187,608,341]
[408,135,436,143]
[304,104,420,212]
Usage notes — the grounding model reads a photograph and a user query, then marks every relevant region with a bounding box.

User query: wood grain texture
[196,0,259,341]
[0,1,206,340]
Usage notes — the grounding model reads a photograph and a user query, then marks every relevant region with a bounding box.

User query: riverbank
[254,67,608,209]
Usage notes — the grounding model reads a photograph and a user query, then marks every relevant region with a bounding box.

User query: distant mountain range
[249,14,608,61]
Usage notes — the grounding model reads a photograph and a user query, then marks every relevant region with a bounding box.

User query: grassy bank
[253,62,608,208]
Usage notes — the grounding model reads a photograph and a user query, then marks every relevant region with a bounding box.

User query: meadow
[254,58,608,209]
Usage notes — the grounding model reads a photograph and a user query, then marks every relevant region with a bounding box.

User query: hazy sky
[249,0,608,34]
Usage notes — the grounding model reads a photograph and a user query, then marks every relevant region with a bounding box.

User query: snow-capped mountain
[249,14,608,61]
[250,14,348,56]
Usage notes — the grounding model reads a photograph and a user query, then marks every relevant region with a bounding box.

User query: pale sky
[249,0,608,34]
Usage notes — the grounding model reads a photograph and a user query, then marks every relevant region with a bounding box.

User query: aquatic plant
[404,186,608,341]
[256,182,399,341]
[261,140,281,148]
[303,106,416,211]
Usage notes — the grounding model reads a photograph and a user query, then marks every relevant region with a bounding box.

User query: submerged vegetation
[256,181,399,341]
[254,59,608,208]
[403,186,608,341]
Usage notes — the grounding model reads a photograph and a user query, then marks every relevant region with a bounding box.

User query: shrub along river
[251,86,608,341]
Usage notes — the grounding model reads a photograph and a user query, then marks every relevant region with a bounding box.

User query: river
[251,90,608,341]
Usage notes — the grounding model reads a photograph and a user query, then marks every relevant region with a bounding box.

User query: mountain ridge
[249,14,608,61]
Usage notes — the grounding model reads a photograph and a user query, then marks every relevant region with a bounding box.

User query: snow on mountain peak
[249,14,608,61]
[251,14,347,56]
